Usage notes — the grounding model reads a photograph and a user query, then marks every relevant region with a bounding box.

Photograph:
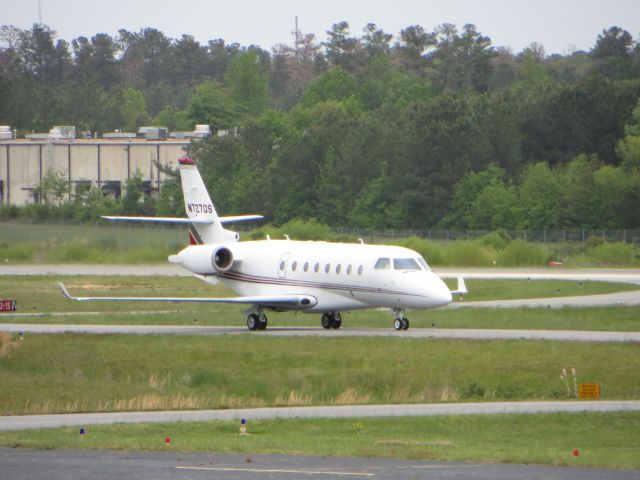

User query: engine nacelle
[169,244,237,275]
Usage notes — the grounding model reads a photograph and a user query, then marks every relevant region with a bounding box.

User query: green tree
[300,67,359,109]
[121,87,150,132]
[591,26,634,79]
[121,172,145,214]
[225,51,270,117]
[186,80,237,130]
[517,162,561,229]
[40,168,70,205]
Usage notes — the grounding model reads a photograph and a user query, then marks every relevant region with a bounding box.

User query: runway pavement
[2,400,639,431]
[2,448,635,480]
[2,323,639,342]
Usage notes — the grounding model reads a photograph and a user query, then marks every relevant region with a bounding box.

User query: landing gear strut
[321,312,342,329]
[247,312,268,331]
[392,310,410,331]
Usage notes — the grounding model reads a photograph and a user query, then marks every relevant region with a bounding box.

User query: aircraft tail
[101,156,263,244]
[178,156,239,245]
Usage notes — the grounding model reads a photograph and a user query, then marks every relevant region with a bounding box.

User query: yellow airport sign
[578,383,601,400]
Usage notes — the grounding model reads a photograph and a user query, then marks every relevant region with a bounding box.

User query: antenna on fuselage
[266,234,271,240]
[284,234,290,240]
[358,238,365,244]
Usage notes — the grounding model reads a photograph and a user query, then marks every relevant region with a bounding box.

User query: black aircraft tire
[247,313,260,331]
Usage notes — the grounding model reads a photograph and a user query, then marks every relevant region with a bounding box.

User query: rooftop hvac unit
[51,126,76,139]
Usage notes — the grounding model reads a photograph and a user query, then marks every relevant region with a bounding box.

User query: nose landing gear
[321,312,342,329]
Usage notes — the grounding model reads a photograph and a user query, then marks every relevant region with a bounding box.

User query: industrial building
[0,126,212,206]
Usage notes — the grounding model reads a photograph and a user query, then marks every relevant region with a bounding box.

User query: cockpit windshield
[417,257,430,271]
[374,258,391,269]
[393,258,421,270]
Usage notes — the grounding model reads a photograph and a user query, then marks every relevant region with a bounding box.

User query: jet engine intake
[171,244,238,275]
[211,246,233,272]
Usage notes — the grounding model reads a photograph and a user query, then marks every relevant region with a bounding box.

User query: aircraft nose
[429,273,452,307]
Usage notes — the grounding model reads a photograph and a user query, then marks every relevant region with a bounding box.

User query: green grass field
[1,271,638,467]
[1,413,638,469]
[1,334,638,415]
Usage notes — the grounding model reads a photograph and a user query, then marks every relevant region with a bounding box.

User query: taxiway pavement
[1,323,639,342]
[2,448,635,480]
[2,400,639,431]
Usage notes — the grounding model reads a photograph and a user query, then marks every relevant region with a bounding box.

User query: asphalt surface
[2,401,639,431]
[2,448,636,480]
[2,323,640,342]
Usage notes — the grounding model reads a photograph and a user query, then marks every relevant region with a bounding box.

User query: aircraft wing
[58,283,316,309]
[101,215,263,225]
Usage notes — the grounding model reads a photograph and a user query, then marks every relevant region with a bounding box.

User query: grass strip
[1,334,638,415]
[1,412,638,469]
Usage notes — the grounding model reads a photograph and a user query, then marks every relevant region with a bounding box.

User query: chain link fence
[332,228,640,244]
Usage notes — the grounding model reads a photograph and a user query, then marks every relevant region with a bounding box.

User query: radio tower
[291,16,301,58]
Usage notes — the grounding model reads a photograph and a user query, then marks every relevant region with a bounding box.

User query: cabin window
[279,260,285,271]
[374,258,391,269]
[417,257,430,271]
[357,265,363,275]
[336,264,341,274]
[291,261,298,272]
[347,265,352,275]
[393,258,421,270]
[314,263,320,273]
[325,263,330,273]
[304,262,309,272]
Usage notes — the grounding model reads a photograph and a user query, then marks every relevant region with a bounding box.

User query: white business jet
[60,156,466,331]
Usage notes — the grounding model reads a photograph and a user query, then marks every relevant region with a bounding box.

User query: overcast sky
[2,0,640,55]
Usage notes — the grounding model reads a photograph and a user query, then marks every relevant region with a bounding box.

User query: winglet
[451,276,468,295]
[58,282,73,300]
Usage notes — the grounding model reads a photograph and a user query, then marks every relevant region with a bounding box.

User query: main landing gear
[393,309,410,331]
[321,312,342,329]
[247,312,268,331]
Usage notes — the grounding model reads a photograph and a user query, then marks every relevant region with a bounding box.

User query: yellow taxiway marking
[176,465,375,476]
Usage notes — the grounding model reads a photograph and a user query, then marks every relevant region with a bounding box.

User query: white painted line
[175,465,375,476]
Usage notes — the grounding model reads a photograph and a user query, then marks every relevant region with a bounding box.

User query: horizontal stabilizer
[450,276,468,295]
[102,214,263,225]
[58,282,316,309]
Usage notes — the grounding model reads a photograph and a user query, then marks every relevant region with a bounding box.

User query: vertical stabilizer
[178,156,239,244]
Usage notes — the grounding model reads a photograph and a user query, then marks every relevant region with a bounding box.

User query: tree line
[1,22,640,229]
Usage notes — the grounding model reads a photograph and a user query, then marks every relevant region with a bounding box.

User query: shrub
[395,237,445,265]
[277,219,334,241]
[49,243,91,262]
[0,243,34,261]
[479,230,511,252]
[587,242,639,266]
[496,239,551,266]
[442,241,496,267]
